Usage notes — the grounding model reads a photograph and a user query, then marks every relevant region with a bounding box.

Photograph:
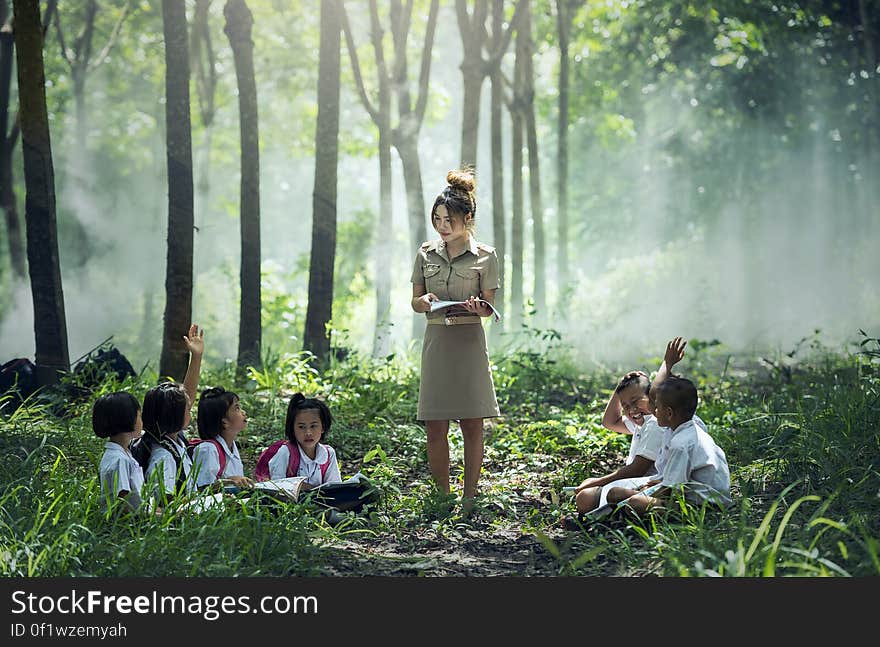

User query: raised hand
[183,323,205,357]
[664,336,687,368]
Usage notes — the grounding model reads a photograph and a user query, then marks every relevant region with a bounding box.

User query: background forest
[0,0,878,578]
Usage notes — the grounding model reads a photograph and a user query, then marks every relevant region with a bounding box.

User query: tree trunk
[395,132,427,341]
[71,0,96,155]
[224,0,261,370]
[521,2,545,322]
[0,11,24,277]
[510,104,524,329]
[158,0,194,381]
[372,127,393,358]
[304,0,341,366]
[555,0,570,301]
[488,0,505,338]
[456,0,490,169]
[14,0,69,383]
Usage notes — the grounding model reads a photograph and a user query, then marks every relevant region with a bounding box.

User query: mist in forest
[1,2,877,372]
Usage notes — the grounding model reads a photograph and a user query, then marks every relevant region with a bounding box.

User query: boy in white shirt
[94,392,145,513]
[606,375,732,514]
[570,338,687,518]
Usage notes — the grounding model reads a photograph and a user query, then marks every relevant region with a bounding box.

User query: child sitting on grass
[606,375,732,514]
[140,324,204,502]
[566,338,687,526]
[94,392,145,513]
[191,386,254,491]
[255,393,342,487]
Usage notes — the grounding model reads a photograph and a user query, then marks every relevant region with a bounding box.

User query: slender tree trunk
[489,0,505,338]
[14,0,69,383]
[373,127,393,357]
[510,108,524,329]
[521,2,544,322]
[395,132,426,341]
[459,67,484,169]
[555,0,570,301]
[857,0,878,155]
[304,0,341,366]
[71,0,96,155]
[390,0,438,344]
[0,10,24,277]
[192,0,216,226]
[158,0,194,381]
[224,0,261,370]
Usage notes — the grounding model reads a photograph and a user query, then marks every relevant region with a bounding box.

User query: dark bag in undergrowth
[0,358,39,413]
[308,473,381,513]
[73,345,137,388]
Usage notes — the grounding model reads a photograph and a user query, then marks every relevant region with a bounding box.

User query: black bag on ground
[73,345,137,387]
[0,358,39,413]
[309,473,381,513]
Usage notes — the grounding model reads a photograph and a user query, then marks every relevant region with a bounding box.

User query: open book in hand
[429,298,502,322]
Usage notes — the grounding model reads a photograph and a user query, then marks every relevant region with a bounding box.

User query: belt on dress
[427,315,482,326]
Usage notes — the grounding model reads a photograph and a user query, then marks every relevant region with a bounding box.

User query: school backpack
[186,438,227,481]
[0,358,39,413]
[130,434,189,494]
[254,440,331,482]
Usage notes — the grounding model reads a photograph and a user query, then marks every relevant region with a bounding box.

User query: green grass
[1,333,878,577]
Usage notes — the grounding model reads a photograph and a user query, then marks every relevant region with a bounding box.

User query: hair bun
[446,168,475,193]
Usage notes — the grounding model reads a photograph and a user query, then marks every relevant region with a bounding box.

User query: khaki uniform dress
[411,237,501,421]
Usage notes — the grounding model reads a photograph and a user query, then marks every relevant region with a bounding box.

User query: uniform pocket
[453,267,479,280]
[452,266,480,296]
[423,263,441,278]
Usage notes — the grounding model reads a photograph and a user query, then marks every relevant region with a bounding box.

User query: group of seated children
[564,336,732,528]
[92,325,342,514]
[94,326,731,526]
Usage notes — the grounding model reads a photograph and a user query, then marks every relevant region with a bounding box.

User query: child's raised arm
[653,336,686,390]
[182,324,204,406]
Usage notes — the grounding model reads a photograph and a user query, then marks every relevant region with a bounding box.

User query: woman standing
[410,168,500,514]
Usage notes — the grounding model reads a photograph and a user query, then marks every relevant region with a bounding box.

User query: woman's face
[432,205,470,245]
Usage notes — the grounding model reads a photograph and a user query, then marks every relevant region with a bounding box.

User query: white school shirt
[622,414,663,475]
[192,437,245,488]
[655,417,732,506]
[98,441,145,511]
[145,433,195,497]
[267,441,342,486]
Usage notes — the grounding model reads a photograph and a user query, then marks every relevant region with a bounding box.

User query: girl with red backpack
[254,393,341,488]
[191,386,254,491]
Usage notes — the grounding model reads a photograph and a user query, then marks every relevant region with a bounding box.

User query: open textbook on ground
[183,472,377,513]
[430,298,502,322]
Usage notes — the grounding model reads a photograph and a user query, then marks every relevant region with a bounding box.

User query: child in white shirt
[571,338,687,516]
[259,393,342,487]
[141,324,204,502]
[94,392,145,513]
[191,386,254,491]
[606,375,732,513]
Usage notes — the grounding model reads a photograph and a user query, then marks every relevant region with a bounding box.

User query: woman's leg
[425,419,451,493]
[460,418,484,503]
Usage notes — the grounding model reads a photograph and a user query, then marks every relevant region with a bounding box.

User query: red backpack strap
[210,438,227,479]
[286,441,300,478]
[318,444,332,481]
